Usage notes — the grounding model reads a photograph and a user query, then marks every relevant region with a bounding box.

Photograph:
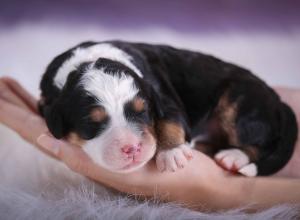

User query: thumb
[37,133,92,174]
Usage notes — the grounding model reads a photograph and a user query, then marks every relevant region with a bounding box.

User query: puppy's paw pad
[156,143,193,172]
[214,149,250,171]
[238,163,258,177]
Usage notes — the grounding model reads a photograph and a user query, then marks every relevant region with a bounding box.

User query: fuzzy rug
[1,185,299,220]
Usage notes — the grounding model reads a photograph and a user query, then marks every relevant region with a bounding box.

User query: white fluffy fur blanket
[1,125,299,220]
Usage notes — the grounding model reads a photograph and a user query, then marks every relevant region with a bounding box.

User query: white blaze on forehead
[80,68,139,125]
[54,43,143,88]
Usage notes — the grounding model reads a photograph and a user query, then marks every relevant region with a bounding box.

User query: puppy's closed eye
[77,106,110,140]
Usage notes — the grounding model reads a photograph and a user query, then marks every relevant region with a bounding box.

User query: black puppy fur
[39,41,298,175]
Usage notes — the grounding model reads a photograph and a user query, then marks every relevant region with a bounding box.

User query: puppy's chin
[112,159,149,173]
[84,142,156,173]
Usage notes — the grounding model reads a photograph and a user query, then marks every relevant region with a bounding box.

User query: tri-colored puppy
[39,41,298,176]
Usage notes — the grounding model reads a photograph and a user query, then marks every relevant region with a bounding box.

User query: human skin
[0,77,299,211]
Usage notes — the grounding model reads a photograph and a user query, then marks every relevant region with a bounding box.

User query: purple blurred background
[0,0,299,94]
[1,0,300,32]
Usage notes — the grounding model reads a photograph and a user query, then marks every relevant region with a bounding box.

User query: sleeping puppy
[39,41,298,176]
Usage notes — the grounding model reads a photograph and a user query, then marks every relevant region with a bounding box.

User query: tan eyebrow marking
[90,107,107,122]
[132,97,145,112]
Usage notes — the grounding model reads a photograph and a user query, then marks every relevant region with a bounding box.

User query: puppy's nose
[121,144,141,155]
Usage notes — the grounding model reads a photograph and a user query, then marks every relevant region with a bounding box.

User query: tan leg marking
[155,120,193,172]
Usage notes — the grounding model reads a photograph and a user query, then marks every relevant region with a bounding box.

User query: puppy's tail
[256,102,298,175]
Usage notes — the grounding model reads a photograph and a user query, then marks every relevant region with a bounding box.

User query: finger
[37,133,96,176]
[1,77,38,112]
[0,79,32,111]
[0,98,47,143]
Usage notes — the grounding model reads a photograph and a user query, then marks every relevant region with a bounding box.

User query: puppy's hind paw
[238,163,258,177]
[214,148,258,177]
[156,143,193,172]
[215,149,249,170]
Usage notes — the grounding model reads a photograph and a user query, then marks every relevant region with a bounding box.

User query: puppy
[39,41,298,176]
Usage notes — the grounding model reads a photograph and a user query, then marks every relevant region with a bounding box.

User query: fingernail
[37,134,59,155]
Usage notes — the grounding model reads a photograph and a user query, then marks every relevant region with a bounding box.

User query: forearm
[178,175,300,211]
[248,177,300,206]
[224,176,300,210]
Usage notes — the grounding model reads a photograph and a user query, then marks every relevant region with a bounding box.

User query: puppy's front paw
[156,143,193,172]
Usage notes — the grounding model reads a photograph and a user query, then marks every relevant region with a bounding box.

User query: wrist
[201,174,253,210]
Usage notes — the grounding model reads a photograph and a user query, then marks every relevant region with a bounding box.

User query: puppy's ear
[44,101,69,139]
